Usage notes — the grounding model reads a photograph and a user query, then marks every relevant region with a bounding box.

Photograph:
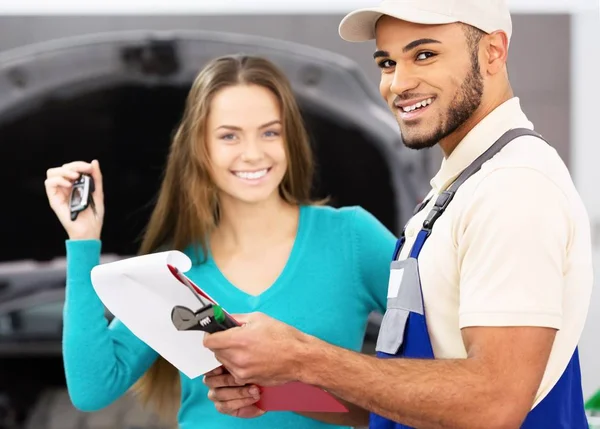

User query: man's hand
[203,366,265,418]
[203,348,370,427]
[295,325,557,429]
[203,313,308,386]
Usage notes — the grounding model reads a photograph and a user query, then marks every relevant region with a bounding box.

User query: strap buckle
[422,190,454,232]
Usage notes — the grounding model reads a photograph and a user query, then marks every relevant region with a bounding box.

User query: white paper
[90,250,221,379]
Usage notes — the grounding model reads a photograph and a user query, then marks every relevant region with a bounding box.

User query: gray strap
[448,128,546,193]
[421,128,546,232]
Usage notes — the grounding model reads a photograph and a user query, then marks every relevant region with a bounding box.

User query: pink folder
[256,381,348,412]
[168,264,348,413]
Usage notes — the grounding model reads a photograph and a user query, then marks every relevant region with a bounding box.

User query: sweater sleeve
[350,207,397,314]
[63,239,159,411]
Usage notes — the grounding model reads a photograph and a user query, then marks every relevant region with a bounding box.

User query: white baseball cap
[338,0,512,43]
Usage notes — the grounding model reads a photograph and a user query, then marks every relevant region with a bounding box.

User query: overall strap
[408,128,546,259]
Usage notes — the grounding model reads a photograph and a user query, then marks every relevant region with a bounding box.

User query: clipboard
[167,264,348,413]
[90,250,348,413]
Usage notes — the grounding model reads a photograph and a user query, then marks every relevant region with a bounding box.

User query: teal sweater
[63,205,396,429]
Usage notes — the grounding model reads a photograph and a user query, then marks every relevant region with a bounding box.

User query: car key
[69,174,96,221]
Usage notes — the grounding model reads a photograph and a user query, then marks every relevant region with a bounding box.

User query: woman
[44,55,396,429]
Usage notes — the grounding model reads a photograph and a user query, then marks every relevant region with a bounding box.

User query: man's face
[374,17,484,150]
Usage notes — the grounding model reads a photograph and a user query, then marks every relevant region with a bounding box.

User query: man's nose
[389,65,419,96]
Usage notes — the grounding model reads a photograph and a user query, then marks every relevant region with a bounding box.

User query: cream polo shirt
[397,97,593,406]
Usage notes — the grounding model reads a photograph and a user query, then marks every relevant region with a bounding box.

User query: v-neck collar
[202,204,310,307]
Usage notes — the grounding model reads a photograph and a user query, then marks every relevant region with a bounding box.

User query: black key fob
[69,174,95,221]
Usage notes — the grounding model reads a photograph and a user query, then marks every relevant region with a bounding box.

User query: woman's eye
[416,52,436,61]
[263,130,280,138]
[220,133,236,141]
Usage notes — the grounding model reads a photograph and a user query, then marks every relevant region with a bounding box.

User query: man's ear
[484,30,509,76]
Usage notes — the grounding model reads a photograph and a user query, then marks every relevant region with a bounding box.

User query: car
[0,264,66,428]
[0,29,428,428]
[0,258,125,429]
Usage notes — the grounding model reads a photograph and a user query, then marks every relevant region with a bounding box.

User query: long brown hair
[131,55,317,421]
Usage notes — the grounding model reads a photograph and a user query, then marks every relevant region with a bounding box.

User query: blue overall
[370,128,588,429]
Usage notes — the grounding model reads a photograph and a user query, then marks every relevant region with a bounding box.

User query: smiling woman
[46,54,399,429]
[207,84,290,205]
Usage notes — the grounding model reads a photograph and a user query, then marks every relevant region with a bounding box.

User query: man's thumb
[230,313,251,326]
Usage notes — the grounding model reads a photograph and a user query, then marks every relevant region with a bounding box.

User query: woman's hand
[203,366,265,418]
[45,160,105,240]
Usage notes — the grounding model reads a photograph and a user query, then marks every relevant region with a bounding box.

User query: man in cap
[203,1,593,427]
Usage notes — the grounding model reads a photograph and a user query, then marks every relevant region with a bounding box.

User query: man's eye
[377,59,395,69]
[416,52,436,61]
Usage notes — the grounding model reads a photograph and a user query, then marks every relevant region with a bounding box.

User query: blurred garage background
[0,1,598,428]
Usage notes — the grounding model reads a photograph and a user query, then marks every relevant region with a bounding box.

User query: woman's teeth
[234,169,268,180]
[402,98,433,112]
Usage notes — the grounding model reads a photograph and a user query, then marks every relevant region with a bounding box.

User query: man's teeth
[234,169,268,180]
[402,98,433,113]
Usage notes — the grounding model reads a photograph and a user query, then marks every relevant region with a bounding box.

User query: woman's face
[206,84,287,207]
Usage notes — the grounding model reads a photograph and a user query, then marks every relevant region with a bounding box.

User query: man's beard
[399,59,484,150]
